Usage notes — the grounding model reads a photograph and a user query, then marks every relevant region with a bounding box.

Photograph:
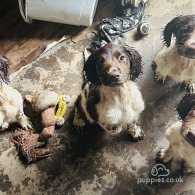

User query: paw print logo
[151,164,170,177]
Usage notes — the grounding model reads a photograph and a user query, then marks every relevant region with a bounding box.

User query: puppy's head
[177,94,195,147]
[84,43,142,86]
[0,56,10,84]
[163,15,195,59]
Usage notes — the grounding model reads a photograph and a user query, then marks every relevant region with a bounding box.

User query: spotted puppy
[154,15,195,93]
[73,43,145,140]
[0,57,32,130]
[157,94,195,174]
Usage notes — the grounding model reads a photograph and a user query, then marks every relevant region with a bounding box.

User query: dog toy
[55,94,71,126]
[137,22,151,35]
[11,128,52,163]
[25,90,70,141]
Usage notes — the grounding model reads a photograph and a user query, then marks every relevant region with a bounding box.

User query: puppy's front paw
[17,114,33,129]
[185,83,195,93]
[2,122,9,130]
[20,120,32,130]
[101,123,123,135]
[156,148,173,163]
[128,124,145,141]
[154,73,166,84]
[182,163,195,175]
[22,121,32,130]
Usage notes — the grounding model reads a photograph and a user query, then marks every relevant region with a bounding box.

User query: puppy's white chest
[98,97,136,125]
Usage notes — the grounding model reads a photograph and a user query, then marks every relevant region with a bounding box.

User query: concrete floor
[0,0,195,194]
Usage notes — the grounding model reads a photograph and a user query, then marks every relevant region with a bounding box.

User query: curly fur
[73,43,145,139]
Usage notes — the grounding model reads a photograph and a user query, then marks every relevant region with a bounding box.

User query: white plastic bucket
[18,0,98,26]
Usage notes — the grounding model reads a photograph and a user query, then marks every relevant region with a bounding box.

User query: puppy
[0,57,32,130]
[157,94,195,174]
[73,43,145,140]
[153,15,195,93]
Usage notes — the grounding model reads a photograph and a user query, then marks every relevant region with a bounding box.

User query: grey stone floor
[0,0,195,195]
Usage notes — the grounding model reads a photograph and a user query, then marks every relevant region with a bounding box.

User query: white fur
[96,81,144,126]
[158,121,195,173]
[154,40,195,91]
[0,83,32,130]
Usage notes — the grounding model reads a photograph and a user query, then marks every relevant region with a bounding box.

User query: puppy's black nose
[108,67,121,79]
[187,130,195,138]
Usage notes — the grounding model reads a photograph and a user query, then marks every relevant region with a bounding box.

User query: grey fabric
[91,1,146,50]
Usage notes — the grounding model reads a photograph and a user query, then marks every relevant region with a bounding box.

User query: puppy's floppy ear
[176,93,195,121]
[123,44,142,81]
[84,52,102,85]
[0,56,10,84]
[163,16,181,47]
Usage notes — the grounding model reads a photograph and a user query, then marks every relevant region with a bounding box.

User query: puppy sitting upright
[154,15,195,93]
[157,94,195,174]
[73,43,145,140]
[0,57,32,130]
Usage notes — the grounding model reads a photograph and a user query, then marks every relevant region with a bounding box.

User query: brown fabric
[11,128,52,163]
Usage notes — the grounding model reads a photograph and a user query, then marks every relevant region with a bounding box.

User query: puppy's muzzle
[107,67,122,81]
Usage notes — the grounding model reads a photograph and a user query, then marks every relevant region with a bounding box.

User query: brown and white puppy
[0,57,32,130]
[157,94,195,174]
[153,15,195,93]
[73,43,145,140]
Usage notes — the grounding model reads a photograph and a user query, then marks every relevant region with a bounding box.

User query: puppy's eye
[119,55,126,61]
[182,27,189,33]
[97,58,104,64]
